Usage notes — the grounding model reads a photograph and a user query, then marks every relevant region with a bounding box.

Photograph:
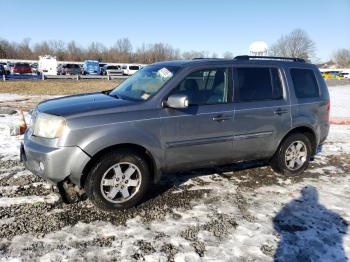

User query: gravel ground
[0,149,349,260]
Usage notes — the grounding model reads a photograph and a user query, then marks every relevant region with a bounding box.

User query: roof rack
[192,57,221,60]
[234,55,305,63]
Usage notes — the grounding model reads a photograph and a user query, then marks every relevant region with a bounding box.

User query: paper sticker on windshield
[141,93,150,100]
[158,67,173,78]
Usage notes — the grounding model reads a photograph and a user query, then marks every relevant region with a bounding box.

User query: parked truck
[38,55,58,75]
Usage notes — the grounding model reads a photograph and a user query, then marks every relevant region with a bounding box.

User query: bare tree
[33,41,53,57]
[86,42,107,61]
[333,49,350,67]
[112,38,133,62]
[49,40,66,60]
[270,29,316,61]
[182,50,209,60]
[222,51,234,59]
[66,41,83,61]
[17,38,33,59]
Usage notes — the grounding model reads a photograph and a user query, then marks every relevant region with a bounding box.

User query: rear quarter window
[290,68,320,98]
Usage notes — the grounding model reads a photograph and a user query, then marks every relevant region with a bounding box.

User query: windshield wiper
[102,90,120,99]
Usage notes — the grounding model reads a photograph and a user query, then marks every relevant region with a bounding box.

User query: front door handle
[274,108,289,116]
[212,114,233,122]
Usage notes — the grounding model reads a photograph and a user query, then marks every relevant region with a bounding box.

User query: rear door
[161,67,234,171]
[232,65,291,160]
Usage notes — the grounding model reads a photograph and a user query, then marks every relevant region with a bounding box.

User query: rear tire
[85,150,150,211]
[270,133,312,176]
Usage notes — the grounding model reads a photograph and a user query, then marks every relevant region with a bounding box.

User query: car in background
[322,71,341,79]
[58,63,81,75]
[0,62,11,75]
[0,65,5,75]
[11,62,32,74]
[82,60,100,75]
[103,65,122,75]
[343,73,350,79]
[99,63,107,75]
[122,64,141,76]
[336,72,350,79]
[31,63,39,75]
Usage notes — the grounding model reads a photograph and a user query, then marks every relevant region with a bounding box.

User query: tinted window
[290,69,319,98]
[15,63,30,67]
[64,64,80,69]
[171,68,229,105]
[107,66,120,69]
[129,66,140,70]
[235,67,283,101]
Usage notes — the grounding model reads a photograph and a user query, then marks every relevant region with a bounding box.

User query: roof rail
[192,57,221,60]
[234,55,305,63]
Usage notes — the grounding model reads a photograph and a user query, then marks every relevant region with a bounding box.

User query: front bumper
[21,135,91,186]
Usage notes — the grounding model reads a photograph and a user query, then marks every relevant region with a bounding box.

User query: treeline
[1,31,349,66]
[0,37,234,63]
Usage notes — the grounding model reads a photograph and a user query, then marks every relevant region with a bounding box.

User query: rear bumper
[21,136,91,186]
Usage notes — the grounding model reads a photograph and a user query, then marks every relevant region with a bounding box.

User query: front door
[160,67,234,172]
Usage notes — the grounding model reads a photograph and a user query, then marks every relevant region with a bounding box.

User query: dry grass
[0,79,123,96]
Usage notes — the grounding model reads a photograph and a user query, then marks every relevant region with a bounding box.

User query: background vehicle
[321,70,341,79]
[82,60,100,75]
[11,62,32,74]
[58,63,81,75]
[122,64,141,75]
[22,56,330,211]
[38,55,58,75]
[0,65,5,75]
[30,63,38,74]
[99,63,107,75]
[336,72,350,79]
[0,63,8,74]
[5,62,13,74]
[103,65,122,75]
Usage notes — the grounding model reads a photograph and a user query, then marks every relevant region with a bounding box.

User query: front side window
[110,65,179,101]
[290,68,320,98]
[235,67,283,102]
[170,68,229,105]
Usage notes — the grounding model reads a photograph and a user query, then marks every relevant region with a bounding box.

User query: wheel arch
[80,143,159,188]
[277,126,317,156]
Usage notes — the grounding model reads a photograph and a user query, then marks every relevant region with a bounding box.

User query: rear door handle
[212,114,233,122]
[274,108,289,116]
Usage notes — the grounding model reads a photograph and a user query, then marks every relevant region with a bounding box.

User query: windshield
[110,65,179,101]
[86,61,99,66]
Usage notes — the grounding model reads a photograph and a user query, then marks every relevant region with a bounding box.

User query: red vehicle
[11,63,32,74]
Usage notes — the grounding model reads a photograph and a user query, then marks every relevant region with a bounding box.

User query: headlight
[33,113,66,139]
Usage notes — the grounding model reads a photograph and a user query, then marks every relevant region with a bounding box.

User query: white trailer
[38,55,58,75]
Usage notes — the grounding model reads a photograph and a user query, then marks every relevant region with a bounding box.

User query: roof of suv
[152,56,310,68]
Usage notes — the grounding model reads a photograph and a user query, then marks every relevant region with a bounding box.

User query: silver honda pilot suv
[21,56,330,211]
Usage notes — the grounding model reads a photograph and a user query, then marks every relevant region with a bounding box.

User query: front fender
[67,120,163,175]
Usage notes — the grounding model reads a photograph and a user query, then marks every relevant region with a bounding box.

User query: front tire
[85,150,150,211]
[270,133,312,176]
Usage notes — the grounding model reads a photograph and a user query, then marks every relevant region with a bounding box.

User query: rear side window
[235,67,283,102]
[290,69,319,98]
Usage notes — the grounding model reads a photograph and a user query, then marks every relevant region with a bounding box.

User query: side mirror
[165,94,189,109]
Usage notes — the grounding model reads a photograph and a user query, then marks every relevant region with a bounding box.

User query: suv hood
[37,92,136,117]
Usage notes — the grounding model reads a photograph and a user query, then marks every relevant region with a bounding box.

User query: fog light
[39,162,45,171]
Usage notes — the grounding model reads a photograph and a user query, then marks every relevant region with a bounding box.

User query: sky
[1,0,350,62]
